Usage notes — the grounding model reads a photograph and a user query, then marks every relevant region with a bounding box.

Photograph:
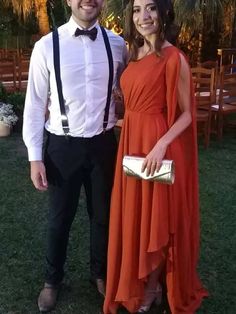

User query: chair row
[0,48,32,62]
[191,63,236,148]
[0,57,30,92]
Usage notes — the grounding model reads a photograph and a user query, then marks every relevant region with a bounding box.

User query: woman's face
[132,0,159,38]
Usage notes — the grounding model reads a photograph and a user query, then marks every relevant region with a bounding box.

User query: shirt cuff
[27,147,43,161]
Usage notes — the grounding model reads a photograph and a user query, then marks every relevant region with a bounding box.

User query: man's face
[67,0,105,28]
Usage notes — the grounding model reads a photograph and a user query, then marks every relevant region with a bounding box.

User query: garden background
[0,0,236,313]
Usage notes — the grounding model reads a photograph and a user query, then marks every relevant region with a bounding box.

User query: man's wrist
[28,147,43,161]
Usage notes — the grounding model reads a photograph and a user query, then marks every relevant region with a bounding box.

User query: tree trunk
[35,0,50,35]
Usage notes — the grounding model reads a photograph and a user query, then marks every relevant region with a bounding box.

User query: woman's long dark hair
[124,0,178,60]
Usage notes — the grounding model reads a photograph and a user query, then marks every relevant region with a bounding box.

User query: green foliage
[0,4,38,37]
[48,0,70,29]
[174,0,222,31]
[6,92,25,114]
[0,83,25,114]
[102,0,128,21]
[0,82,8,103]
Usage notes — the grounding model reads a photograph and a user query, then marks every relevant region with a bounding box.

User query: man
[23,0,127,312]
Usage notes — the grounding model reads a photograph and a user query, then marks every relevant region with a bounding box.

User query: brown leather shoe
[38,283,60,313]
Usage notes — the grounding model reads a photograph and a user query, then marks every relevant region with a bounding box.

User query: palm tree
[2,0,50,35]
[174,0,236,62]
[104,0,127,18]
[34,0,50,35]
[48,0,70,29]
[106,0,235,62]
[174,0,222,31]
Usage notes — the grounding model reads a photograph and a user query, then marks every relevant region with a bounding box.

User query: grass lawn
[0,132,235,314]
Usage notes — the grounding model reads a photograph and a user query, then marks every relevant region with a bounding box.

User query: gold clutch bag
[122,155,175,184]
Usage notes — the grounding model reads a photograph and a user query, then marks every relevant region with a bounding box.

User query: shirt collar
[67,16,99,37]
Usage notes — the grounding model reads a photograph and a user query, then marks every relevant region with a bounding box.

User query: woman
[104,0,208,313]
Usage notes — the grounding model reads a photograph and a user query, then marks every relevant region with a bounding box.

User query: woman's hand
[141,140,168,176]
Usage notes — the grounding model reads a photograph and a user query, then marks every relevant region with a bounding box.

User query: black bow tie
[74,27,98,41]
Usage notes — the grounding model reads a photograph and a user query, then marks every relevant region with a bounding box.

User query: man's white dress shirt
[23,17,127,161]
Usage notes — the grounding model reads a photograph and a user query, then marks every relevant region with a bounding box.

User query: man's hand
[30,161,48,191]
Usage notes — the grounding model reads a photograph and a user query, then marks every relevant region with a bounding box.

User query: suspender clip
[62,126,70,139]
[62,126,70,133]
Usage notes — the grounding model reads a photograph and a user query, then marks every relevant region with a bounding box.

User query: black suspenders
[52,27,114,136]
[52,29,69,135]
[100,27,114,131]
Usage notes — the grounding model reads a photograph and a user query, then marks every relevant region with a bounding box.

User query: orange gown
[104,46,208,314]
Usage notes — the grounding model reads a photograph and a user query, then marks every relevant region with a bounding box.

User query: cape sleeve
[165,50,181,128]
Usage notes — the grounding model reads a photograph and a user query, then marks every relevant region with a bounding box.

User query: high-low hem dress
[104,46,208,314]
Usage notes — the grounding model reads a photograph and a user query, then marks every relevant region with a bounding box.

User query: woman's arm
[142,53,192,176]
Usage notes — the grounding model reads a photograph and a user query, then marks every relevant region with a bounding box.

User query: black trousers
[44,129,117,285]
